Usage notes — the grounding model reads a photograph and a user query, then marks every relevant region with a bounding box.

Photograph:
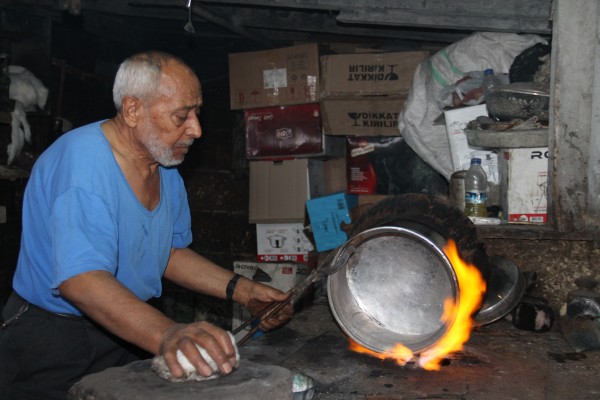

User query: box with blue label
[306,192,358,252]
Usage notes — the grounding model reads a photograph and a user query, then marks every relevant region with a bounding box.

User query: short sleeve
[50,187,118,289]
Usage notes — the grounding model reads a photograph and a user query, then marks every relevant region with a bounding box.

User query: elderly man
[0,51,292,399]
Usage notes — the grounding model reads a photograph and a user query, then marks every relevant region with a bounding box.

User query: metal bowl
[474,256,526,325]
[486,82,549,122]
[327,224,458,354]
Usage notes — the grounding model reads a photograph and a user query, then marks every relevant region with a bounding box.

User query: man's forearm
[164,248,233,298]
[58,270,176,355]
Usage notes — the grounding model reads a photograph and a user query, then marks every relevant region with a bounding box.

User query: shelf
[476,223,597,242]
[466,128,548,148]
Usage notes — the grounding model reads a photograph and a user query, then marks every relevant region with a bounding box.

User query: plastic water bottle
[464,158,488,217]
[481,68,501,100]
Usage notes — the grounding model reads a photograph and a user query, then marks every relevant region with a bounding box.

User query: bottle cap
[471,158,481,165]
[484,69,494,75]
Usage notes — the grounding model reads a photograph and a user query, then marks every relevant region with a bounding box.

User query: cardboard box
[306,192,358,252]
[229,44,320,110]
[499,147,548,224]
[444,104,499,184]
[308,157,347,198]
[346,136,403,194]
[256,223,314,263]
[320,95,407,136]
[249,159,309,223]
[346,136,449,196]
[244,103,345,159]
[231,261,308,341]
[320,51,428,96]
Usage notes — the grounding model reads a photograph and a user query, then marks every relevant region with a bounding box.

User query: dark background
[1,2,577,328]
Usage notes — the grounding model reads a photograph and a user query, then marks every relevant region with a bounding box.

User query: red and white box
[256,223,314,263]
[245,103,327,159]
[499,147,548,224]
[346,136,404,194]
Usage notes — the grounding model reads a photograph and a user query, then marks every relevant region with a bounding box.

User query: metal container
[449,170,466,212]
[486,82,549,122]
[327,222,459,354]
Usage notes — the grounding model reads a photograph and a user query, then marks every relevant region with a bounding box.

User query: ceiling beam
[336,8,552,34]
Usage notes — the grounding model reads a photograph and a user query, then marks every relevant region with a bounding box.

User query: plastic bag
[398,32,547,180]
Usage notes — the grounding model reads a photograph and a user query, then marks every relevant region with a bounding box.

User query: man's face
[138,61,203,167]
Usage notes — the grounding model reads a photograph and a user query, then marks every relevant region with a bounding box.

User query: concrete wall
[481,235,600,315]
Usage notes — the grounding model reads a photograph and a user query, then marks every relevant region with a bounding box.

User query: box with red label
[244,103,345,159]
[499,147,548,224]
[256,223,314,263]
[346,136,448,195]
[229,43,320,110]
[346,136,404,194]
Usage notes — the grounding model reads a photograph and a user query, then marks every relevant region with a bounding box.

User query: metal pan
[327,224,459,354]
[474,255,526,325]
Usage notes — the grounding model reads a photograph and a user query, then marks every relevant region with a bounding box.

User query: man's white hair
[112,51,186,111]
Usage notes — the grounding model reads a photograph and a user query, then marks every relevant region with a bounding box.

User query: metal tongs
[233,245,356,346]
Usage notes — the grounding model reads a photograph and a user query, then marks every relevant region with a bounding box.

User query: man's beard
[144,127,193,167]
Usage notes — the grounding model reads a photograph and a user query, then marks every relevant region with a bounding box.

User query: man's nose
[187,114,202,138]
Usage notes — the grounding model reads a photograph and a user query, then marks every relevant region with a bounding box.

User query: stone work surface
[240,302,600,400]
[67,359,293,400]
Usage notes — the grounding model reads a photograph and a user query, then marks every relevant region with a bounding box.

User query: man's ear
[121,96,143,128]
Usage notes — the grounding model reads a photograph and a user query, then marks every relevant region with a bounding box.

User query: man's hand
[236,279,294,331]
[158,321,238,379]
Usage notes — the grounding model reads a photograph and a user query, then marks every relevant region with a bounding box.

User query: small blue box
[306,192,358,252]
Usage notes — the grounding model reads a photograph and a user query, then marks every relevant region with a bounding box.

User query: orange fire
[348,239,486,370]
[348,340,414,366]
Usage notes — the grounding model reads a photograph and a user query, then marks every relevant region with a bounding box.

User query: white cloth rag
[151,331,240,382]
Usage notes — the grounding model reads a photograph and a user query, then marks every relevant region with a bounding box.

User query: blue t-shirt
[13,120,193,315]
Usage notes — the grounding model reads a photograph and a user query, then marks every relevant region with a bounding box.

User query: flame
[348,239,486,371]
[419,239,486,370]
[349,339,414,366]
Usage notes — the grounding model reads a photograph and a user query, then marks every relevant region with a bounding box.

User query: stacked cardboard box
[229,43,352,261]
[229,43,320,110]
[230,44,345,162]
[319,51,428,137]
[319,50,429,195]
[230,46,428,259]
[229,45,332,331]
